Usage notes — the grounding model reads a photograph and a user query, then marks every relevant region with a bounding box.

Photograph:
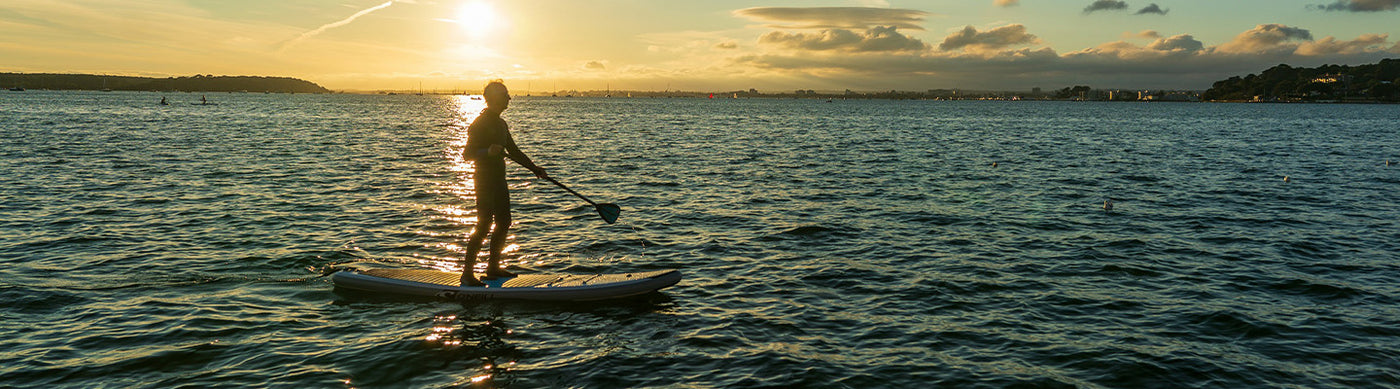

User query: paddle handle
[542,176,598,206]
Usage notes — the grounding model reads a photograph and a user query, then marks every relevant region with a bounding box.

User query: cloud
[733,7,928,30]
[735,23,1057,79]
[995,0,1020,6]
[1127,30,1163,39]
[1216,24,1314,54]
[1148,34,1205,52]
[1083,0,1129,13]
[722,8,1400,92]
[637,30,742,57]
[1296,34,1391,55]
[1066,34,1204,63]
[1313,0,1400,12]
[728,21,1400,91]
[760,26,929,52]
[733,48,1061,79]
[281,1,396,51]
[938,24,1040,52]
[584,61,606,70]
[1136,4,1169,14]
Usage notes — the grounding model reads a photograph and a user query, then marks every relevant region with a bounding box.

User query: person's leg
[484,210,516,278]
[460,211,495,287]
[473,163,514,281]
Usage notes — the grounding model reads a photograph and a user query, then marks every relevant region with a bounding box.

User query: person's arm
[463,119,486,161]
[464,116,500,161]
[465,142,488,161]
[502,129,547,178]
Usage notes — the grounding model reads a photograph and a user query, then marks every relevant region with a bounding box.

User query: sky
[2,0,1399,92]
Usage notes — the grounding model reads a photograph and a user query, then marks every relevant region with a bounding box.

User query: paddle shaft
[539,176,620,224]
[542,176,599,206]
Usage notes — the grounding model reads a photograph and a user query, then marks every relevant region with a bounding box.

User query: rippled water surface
[2,91,1398,388]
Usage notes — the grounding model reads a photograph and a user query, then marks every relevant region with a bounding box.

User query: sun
[455,2,501,40]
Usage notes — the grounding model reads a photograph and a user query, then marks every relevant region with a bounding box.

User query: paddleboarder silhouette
[461,80,547,286]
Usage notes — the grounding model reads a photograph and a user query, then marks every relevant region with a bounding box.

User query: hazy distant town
[515,87,1202,102]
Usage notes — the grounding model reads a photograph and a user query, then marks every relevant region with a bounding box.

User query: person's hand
[488,144,504,157]
[530,166,548,179]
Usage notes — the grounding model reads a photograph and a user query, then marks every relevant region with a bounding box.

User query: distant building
[1311,73,1355,96]
[1311,74,1352,84]
[1147,91,1200,102]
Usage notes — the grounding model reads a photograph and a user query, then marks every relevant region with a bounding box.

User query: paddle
[541,176,621,224]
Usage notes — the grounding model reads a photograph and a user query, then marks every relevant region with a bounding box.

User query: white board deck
[332,268,682,301]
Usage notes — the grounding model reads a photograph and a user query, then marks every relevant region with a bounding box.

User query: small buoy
[991,162,998,168]
[1103,199,1113,211]
[1283,176,1290,183]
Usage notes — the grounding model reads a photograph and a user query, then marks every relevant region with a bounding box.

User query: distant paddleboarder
[461,80,548,286]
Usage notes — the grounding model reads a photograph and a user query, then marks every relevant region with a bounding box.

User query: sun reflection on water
[447,94,487,176]
[422,313,517,387]
[424,94,523,273]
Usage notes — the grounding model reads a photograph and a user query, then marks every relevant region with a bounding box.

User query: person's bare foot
[460,274,486,287]
[483,267,517,280]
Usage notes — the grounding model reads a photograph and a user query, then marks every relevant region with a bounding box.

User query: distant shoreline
[1,73,331,94]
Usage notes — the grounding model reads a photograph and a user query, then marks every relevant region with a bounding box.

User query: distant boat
[7,87,23,91]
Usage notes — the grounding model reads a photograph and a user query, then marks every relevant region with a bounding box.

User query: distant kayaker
[460,80,547,286]
[160,97,168,105]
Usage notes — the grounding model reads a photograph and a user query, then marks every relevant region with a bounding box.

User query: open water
[1,90,1398,388]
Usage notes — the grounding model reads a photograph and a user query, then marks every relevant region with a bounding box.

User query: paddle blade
[596,203,621,224]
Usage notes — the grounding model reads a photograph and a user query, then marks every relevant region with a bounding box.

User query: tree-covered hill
[1202,59,1399,102]
[1,73,331,93]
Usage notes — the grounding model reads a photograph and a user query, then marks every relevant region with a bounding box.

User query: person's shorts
[473,164,510,215]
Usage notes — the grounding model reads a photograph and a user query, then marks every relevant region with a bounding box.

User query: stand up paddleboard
[332,267,681,301]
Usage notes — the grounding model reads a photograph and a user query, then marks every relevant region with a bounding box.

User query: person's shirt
[466,109,536,169]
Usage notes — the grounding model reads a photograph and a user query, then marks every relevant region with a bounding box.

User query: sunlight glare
[455,2,501,40]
